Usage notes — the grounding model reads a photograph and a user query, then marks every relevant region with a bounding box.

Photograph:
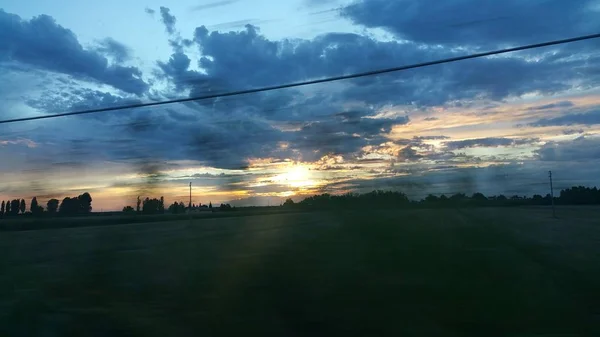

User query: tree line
[282,186,600,209]
[122,197,233,215]
[0,193,92,218]
[3,185,600,218]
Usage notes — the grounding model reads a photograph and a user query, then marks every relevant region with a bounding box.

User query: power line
[2,32,600,125]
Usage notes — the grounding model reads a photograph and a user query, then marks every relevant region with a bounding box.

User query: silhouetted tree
[219,203,233,211]
[209,202,212,209]
[159,196,165,213]
[136,196,141,213]
[78,193,92,213]
[30,197,38,213]
[10,200,20,216]
[47,199,59,214]
[56,193,93,215]
[19,199,26,214]
[5,201,11,216]
[283,198,295,207]
[59,197,75,214]
[123,206,135,213]
[0,200,4,218]
[559,186,600,205]
[142,197,163,214]
[30,197,43,216]
[425,194,439,203]
[168,201,186,214]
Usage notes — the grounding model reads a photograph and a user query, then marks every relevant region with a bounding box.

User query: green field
[1,207,599,336]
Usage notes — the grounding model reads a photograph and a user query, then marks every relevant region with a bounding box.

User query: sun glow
[273,165,316,188]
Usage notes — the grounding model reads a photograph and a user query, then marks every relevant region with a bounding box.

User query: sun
[274,165,316,188]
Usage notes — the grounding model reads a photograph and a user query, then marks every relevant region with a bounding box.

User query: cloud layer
[1,1,600,209]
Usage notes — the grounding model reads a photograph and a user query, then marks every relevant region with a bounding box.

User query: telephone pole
[189,182,192,225]
[549,171,556,218]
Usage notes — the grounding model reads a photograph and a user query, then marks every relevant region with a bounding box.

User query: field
[1,207,599,336]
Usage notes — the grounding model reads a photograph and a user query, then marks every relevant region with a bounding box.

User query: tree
[19,199,26,214]
[168,201,186,214]
[30,197,43,216]
[78,193,92,213]
[209,202,212,209]
[142,197,163,214]
[159,196,165,213]
[47,199,59,214]
[10,200,20,216]
[425,194,439,203]
[123,206,135,213]
[31,197,38,213]
[57,193,93,216]
[59,197,75,214]
[283,198,295,207]
[0,201,4,218]
[6,200,11,215]
[136,196,141,213]
[219,203,233,211]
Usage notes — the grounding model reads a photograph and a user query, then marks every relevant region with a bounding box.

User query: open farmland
[1,207,599,336]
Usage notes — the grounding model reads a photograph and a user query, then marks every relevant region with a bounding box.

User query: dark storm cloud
[184,118,287,169]
[341,0,600,47]
[191,0,240,11]
[0,10,148,95]
[174,24,599,114]
[142,22,600,169]
[529,109,600,127]
[26,88,141,121]
[535,136,600,162]
[95,38,131,63]
[397,146,422,162]
[444,137,538,150]
[160,6,177,35]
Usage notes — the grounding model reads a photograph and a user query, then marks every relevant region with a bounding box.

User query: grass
[0,207,598,336]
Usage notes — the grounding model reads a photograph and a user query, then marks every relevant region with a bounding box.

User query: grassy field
[1,207,599,336]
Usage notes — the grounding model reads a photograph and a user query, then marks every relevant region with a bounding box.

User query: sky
[1,0,600,210]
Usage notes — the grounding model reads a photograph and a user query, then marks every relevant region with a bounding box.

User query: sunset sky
[1,0,600,210]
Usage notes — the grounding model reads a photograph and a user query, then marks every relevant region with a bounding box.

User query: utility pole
[549,171,556,218]
[189,182,192,225]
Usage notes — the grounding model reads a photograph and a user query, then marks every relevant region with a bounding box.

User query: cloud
[191,0,239,11]
[160,6,177,35]
[5,6,600,206]
[562,129,585,135]
[183,25,585,113]
[304,0,338,7]
[0,10,148,95]
[535,136,600,162]
[444,137,538,150]
[142,22,600,170]
[207,19,276,31]
[527,101,575,111]
[26,88,141,120]
[397,146,422,162]
[144,7,156,15]
[529,109,600,127]
[341,0,600,47]
[95,38,131,63]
